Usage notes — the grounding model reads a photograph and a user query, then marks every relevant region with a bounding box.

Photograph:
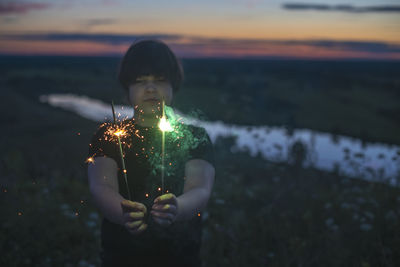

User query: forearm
[90,185,125,226]
[175,188,210,221]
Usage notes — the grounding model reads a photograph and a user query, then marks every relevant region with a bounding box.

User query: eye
[156,76,166,81]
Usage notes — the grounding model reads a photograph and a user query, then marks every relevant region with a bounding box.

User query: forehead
[135,74,164,81]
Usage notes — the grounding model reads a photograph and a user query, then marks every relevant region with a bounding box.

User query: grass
[1,56,399,266]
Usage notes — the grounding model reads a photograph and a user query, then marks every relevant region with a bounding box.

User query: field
[1,56,400,266]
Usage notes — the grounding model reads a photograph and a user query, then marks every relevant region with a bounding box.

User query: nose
[144,81,157,92]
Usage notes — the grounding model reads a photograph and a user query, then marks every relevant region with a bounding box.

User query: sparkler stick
[158,99,173,193]
[161,100,166,193]
[111,101,132,201]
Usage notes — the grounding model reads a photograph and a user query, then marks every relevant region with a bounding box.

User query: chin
[140,104,161,116]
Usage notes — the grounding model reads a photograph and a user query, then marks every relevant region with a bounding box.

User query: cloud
[231,0,263,8]
[178,37,400,54]
[1,32,399,58]
[1,16,19,23]
[282,3,400,13]
[277,40,400,54]
[0,1,51,15]
[0,32,182,46]
[84,18,118,27]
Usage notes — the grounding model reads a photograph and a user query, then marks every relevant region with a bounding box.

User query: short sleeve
[188,126,215,167]
[87,123,120,162]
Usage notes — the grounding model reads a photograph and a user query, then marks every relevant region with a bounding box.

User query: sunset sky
[0,0,399,59]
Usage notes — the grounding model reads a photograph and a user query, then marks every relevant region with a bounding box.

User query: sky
[0,0,399,60]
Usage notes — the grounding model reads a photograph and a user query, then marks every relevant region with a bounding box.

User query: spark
[113,129,126,137]
[159,116,173,132]
[101,121,141,149]
[86,157,95,164]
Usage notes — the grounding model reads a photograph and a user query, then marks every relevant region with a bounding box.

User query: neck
[134,112,160,127]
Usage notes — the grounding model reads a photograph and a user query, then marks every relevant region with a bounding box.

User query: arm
[88,157,147,233]
[88,157,125,225]
[176,159,215,221]
[151,159,215,225]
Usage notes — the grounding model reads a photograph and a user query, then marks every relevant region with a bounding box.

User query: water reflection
[40,94,400,185]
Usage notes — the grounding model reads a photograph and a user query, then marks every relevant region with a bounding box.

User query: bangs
[118,40,183,92]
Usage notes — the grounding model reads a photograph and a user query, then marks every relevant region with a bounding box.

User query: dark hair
[118,39,184,93]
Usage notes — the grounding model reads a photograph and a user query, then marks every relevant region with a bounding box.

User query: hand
[121,200,148,235]
[151,193,178,227]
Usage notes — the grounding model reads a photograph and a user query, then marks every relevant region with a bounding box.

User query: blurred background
[1,0,400,266]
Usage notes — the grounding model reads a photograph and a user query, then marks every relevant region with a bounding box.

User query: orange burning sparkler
[113,129,126,137]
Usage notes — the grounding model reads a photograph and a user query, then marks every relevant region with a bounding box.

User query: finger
[121,200,146,211]
[152,204,177,214]
[154,193,177,204]
[128,223,148,235]
[152,217,171,227]
[151,210,175,221]
[125,220,143,230]
[121,200,147,213]
[124,211,145,221]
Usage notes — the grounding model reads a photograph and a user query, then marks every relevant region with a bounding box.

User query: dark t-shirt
[88,118,214,266]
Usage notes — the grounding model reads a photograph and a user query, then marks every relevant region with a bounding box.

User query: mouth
[144,98,160,103]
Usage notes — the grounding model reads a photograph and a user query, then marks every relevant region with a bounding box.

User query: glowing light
[159,116,173,132]
[145,193,149,198]
[75,212,79,216]
[113,129,126,137]
[18,212,22,216]
[157,187,161,191]
[80,200,84,204]
[197,213,201,217]
[123,169,127,174]
[86,157,95,164]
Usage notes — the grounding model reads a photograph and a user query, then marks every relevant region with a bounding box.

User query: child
[87,39,215,267]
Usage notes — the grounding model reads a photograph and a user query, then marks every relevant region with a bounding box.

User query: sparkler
[86,157,95,164]
[158,99,173,193]
[112,101,132,201]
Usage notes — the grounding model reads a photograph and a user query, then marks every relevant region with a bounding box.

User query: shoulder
[183,123,215,165]
[91,122,112,137]
[185,124,209,138]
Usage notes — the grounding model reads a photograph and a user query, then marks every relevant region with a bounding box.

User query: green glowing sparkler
[158,99,173,193]
[111,101,132,201]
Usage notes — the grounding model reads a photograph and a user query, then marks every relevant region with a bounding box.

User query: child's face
[128,74,173,115]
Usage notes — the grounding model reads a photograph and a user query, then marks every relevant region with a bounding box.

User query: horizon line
[1,53,400,62]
